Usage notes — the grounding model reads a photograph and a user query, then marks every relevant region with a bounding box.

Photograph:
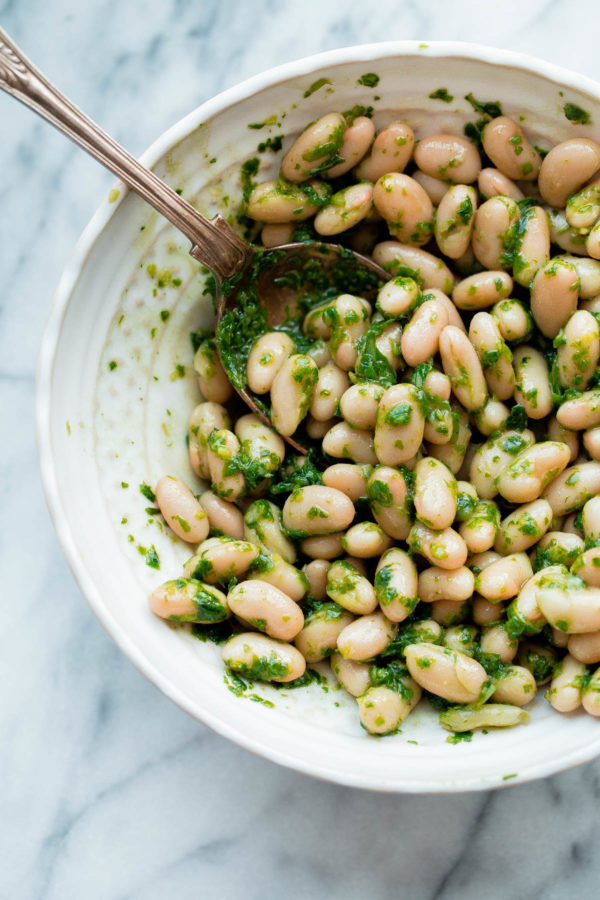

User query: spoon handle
[0,28,252,281]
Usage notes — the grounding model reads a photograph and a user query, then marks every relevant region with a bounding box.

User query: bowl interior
[39,43,600,792]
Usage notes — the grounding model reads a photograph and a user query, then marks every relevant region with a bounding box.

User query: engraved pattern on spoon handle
[0,28,251,281]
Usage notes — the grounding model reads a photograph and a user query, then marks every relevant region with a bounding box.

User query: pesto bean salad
[148,101,600,738]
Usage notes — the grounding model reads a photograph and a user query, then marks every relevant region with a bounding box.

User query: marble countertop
[3,0,600,897]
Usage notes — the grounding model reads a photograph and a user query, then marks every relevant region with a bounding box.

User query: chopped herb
[564,103,591,125]
[429,87,454,103]
[303,77,332,98]
[465,93,503,118]
[145,545,160,569]
[139,482,156,503]
[108,360,117,371]
[358,73,380,88]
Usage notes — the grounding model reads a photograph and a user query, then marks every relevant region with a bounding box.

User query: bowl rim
[36,40,600,792]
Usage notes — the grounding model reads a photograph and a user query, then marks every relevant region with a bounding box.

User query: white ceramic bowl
[37,42,600,792]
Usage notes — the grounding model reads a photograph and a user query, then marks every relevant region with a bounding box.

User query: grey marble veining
[3,0,600,897]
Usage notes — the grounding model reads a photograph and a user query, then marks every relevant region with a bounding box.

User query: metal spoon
[0,28,387,453]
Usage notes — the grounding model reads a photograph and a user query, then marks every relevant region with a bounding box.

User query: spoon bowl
[215,241,387,453]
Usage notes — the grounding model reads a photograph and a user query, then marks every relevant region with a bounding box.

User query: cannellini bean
[475,553,533,602]
[443,624,478,657]
[584,426,600,460]
[572,547,600,588]
[434,185,477,258]
[414,133,481,184]
[247,178,329,222]
[440,704,529,732]
[328,295,372,370]
[586,219,600,260]
[354,121,415,182]
[294,607,354,663]
[453,270,513,311]
[372,241,455,294]
[281,112,346,181]
[373,321,403,371]
[426,289,467,331]
[339,383,384,431]
[261,223,294,247]
[536,571,600,632]
[404,642,487,703]
[270,354,318,436]
[227,580,303,641]
[469,430,535,500]
[459,501,500,554]
[511,206,551,287]
[430,598,470,626]
[376,275,420,317]
[401,299,449,366]
[495,499,553,554]
[337,611,398,661]
[538,138,600,207]
[325,115,375,178]
[414,456,457,530]
[412,169,449,204]
[496,441,571,504]
[326,560,377,614]
[542,461,600,516]
[517,640,558,684]
[480,623,517,663]
[303,293,371,340]
[582,496,600,546]
[478,167,525,201]
[373,173,434,245]
[472,196,519,270]
[310,362,350,422]
[482,116,542,181]
[468,311,515,400]
[282,485,355,538]
[357,680,422,735]
[530,258,579,338]
[427,405,472,474]
[455,481,478,521]
[155,476,209,543]
[547,206,589,256]
[193,339,234,404]
[314,183,373,236]
[439,325,487,411]
[322,421,377,465]
[374,383,425,466]
[424,369,452,400]
[301,533,344,560]
[185,537,259,584]
[532,531,584,571]
[507,566,565,636]
[492,666,538,706]
[557,390,600,430]
[207,430,246,501]
[330,652,371,697]
[408,521,468,570]
[305,340,330,368]
[222,632,306,683]
[322,463,370,503]
[243,551,306,600]
[374,548,419,622]
[566,178,600,230]
[306,414,335,440]
[468,550,502,572]
[188,401,231,480]
[568,632,600,664]
[547,653,587,712]
[235,414,285,475]
[475,401,510,438]
[473,595,505,626]
[244,498,297,563]
[492,298,533,343]
[512,345,553,419]
[546,416,579,463]
[342,522,393,558]
[200,490,245,540]
[582,669,600,717]
[418,565,474,603]
[149,578,229,623]
[302,559,330,601]
[246,331,294,394]
[367,465,413,540]
[561,256,600,299]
